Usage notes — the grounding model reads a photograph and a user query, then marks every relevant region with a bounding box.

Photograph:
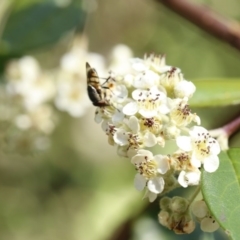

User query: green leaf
[189,79,240,107]
[202,149,240,240]
[0,2,86,54]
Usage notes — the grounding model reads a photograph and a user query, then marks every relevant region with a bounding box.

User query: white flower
[108,44,133,74]
[159,67,182,96]
[174,80,196,99]
[22,74,55,110]
[123,74,134,88]
[171,150,197,172]
[123,86,169,118]
[6,56,40,82]
[130,54,171,75]
[178,170,201,188]
[103,78,128,104]
[113,116,139,145]
[169,97,200,127]
[144,53,169,73]
[55,72,90,117]
[14,114,32,130]
[95,107,123,124]
[209,128,229,150]
[131,149,170,197]
[176,126,220,172]
[163,124,180,139]
[133,70,160,89]
[113,116,158,150]
[60,35,106,76]
[14,105,55,134]
[6,56,55,111]
[30,105,55,134]
[61,48,85,73]
[130,58,148,72]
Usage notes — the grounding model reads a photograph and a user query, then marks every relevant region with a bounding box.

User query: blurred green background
[0,0,239,239]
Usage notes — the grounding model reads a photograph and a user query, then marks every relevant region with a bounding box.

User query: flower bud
[170,196,189,213]
[191,200,208,218]
[158,210,170,227]
[201,217,219,232]
[159,197,171,210]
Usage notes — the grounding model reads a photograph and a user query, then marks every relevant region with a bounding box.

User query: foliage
[0,0,240,240]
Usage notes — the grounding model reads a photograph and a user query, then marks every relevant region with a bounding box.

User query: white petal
[101,120,108,131]
[132,89,145,101]
[178,171,188,188]
[131,154,147,165]
[203,155,219,173]
[128,116,140,133]
[178,170,200,188]
[190,154,202,168]
[123,74,134,87]
[155,155,170,174]
[127,148,138,158]
[112,111,124,125]
[158,103,170,114]
[122,102,138,116]
[176,136,192,151]
[117,146,128,157]
[139,109,157,118]
[94,110,102,123]
[208,138,221,155]
[194,115,201,125]
[134,173,146,191]
[130,58,148,72]
[143,132,157,147]
[185,171,201,185]
[143,189,157,202]
[112,85,128,102]
[131,150,153,164]
[148,193,157,202]
[147,177,164,194]
[133,74,144,89]
[137,149,153,158]
[133,71,158,89]
[174,80,196,98]
[113,129,128,146]
[190,126,208,139]
[149,86,162,95]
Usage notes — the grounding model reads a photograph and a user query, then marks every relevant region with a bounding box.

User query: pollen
[195,132,212,157]
[135,157,158,179]
[140,117,163,134]
[128,133,142,149]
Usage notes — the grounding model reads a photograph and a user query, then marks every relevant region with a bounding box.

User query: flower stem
[188,185,201,206]
[222,115,240,137]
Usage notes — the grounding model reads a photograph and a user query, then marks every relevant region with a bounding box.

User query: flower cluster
[91,54,220,199]
[89,53,221,234]
[3,56,56,152]
[158,196,219,234]
[158,196,195,234]
[1,35,110,153]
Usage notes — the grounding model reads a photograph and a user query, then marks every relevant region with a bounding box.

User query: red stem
[223,115,240,137]
[155,0,240,51]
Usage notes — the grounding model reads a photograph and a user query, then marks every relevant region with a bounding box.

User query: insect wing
[86,62,100,90]
[86,62,110,107]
